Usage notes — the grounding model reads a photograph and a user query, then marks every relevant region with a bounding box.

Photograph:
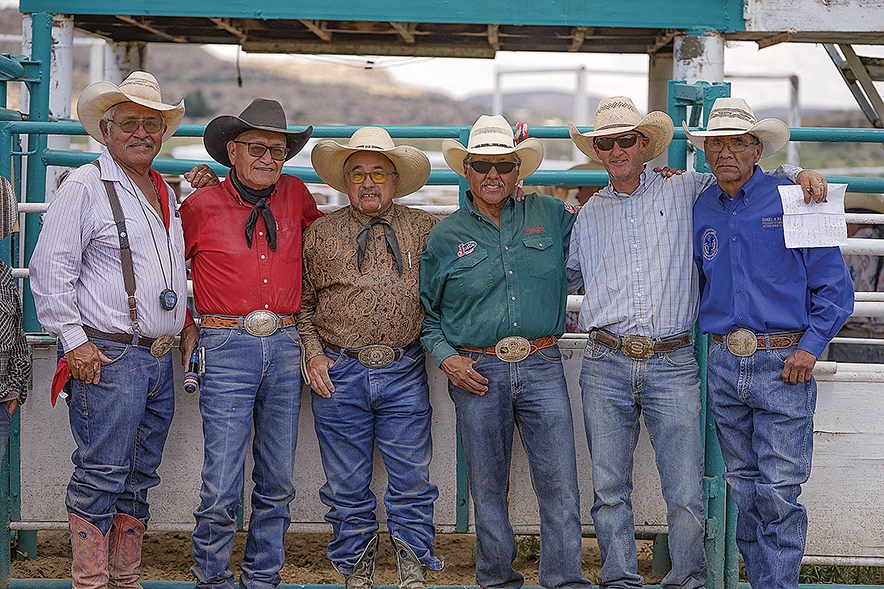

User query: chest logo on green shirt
[702,228,718,261]
[457,241,477,257]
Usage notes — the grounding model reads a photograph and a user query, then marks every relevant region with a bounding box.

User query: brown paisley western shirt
[298,203,437,360]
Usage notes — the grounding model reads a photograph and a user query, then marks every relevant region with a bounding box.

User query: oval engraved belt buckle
[150,334,175,357]
[495,336,530,362]
[621,334,654,361]
[358,345,395,368]
[244,310,279,337]
[725,328,758,357]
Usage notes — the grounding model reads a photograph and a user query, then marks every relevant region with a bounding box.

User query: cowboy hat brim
[682,118,790,159]
[441,137,544,181]
[311,140,431,198]
[76,81,185,145]
[569,111,674,163]
[204,115,313,168]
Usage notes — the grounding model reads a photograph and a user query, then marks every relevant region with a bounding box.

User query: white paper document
[778,183,848,248]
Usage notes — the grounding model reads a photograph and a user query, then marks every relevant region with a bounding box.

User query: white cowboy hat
[682,97,790,159]
[441,115,544,181]
[76,71,185,145]
[311,127,431,198]
[845,193,884,214]
[569,96,674,163]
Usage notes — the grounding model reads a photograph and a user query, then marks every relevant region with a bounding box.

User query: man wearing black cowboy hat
[178,98,323,589]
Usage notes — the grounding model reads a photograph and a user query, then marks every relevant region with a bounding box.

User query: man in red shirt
[178,99,322,589]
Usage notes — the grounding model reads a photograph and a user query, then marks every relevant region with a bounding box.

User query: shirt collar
[598,165,649,199]
[464,190,513,221]
[222,172,278,207]
[348,202,398,225]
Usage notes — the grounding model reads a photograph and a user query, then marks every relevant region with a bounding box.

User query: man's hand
[440,355,489,395]
[65,341,110,384]
[307,355,336,398]
[513,186,526,202]
[184,164,219,189]
[796,171,827,204]
[652,166,686,177]
[782,349,817,384]
[179,323,199,366]
[4,398,18,417]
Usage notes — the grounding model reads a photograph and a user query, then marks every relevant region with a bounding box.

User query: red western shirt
[180,173,323,318]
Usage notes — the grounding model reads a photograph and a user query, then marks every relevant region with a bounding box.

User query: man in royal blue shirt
[688,98,854,589]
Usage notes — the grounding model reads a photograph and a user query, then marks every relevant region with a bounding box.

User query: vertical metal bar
[457,126,470,208]
[667,81,688,169]
[455,423,469,533]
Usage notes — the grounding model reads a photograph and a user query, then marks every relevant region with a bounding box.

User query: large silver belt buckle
[358,345,395,368]
[725,328,758,357]
[495,336,530,362]
[150,334,175,357]
[244,310,280,337]
[621,334,654,361]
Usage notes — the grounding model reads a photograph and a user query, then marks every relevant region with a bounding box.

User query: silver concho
[150,334,175,357]
[725,328,758,357]
[495,336,530,362]
[358,345,395,368]
[244,310,280,337]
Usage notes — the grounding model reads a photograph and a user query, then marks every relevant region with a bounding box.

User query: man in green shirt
[420,115,590,589]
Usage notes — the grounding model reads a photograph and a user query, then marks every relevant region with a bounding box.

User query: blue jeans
[707,341,815,589]
[579,340,706,589]
[311,342,443,573]
[449,345,591,589]
[191,327,303,589]
[65,336,175,535]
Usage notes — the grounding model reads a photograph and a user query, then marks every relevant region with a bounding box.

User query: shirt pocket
[275,218,303,264]
[523,234,556,279]
[452,248,493,297]
[751,229,788,278]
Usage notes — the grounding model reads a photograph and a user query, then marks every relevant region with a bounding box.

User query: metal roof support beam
[389,22,416,44]
[840,44,884,128]
[487,24,499,51]
[298,20,331,42]
[113,15,187,43]
[647,29,677,54]
[209,17,247,42]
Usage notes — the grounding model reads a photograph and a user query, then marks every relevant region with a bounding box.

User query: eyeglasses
[346,170,397,184]
[704,138,760,153]
[467,160,518,175]
[108,118,164,134]
[593,134,640,151]
[234,141,290,161]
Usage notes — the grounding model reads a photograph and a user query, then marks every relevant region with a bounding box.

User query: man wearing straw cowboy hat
[565,96,828,589]
[30,71,194,589]
[299,127,443,589]
[177,98,322,589]
[421,115,592,589]
[688,97,853,589]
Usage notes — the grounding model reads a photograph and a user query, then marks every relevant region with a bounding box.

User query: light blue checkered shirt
[566,165,799,338]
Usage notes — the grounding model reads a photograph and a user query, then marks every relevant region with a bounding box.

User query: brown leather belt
[84,325,159,348]
[712,329,803,357]
[323,341,416,368]
[590,328,692,361]
[200,312,296,336]
[456,335,558,362]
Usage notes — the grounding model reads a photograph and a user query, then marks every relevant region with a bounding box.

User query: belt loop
[237,316,244,335]
[764,333,771,351]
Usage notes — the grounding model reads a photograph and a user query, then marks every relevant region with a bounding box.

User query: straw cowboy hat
[569,96,674,163]
[845,193,884,214]
[441,115,544,181]
[204,98,312,168]
[682,97,790,159]
[76,71,185,145]
[311,127,431,198]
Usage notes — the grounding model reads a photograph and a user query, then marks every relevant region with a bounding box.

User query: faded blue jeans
[707,340,815,589]
[191,326,303,589]
[449,345,592,589]
[311,342,443,573]
[579,339,706,589]
[65,336,175,535]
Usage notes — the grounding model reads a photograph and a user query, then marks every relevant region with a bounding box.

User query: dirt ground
[12,531,665,585]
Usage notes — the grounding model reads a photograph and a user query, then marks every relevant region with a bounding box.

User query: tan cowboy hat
[569,96,674,163]
[845,193,884,214]
[76,71,185,145]
[682,97,790,159]
[204,98,312,168]
[311,127,431,198]
[441,115,543,181]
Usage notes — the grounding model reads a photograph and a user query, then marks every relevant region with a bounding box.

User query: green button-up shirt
[420,191,578,367]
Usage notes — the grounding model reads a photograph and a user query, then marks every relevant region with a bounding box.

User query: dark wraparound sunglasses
[593,134,640,151]
[467,160,518,175]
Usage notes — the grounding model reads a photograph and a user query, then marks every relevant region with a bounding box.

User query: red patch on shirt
[524,227,545,234]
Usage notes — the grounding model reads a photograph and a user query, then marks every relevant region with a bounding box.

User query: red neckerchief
[149,169,171,231]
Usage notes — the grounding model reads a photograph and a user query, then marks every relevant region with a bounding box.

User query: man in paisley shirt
[298,127,444,589]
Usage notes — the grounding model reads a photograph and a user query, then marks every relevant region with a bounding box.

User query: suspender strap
[89,160,140,335]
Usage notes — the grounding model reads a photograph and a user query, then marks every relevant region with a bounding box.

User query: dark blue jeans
[311,343,443,573]
[65,336,175,535]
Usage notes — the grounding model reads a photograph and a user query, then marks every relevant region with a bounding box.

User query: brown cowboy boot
[343,535,379,589]
[391,536,431,589]
[69,513,110,589]
[107,513,146,589]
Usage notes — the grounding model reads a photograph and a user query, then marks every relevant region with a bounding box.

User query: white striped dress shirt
[29,149,187,353]
[566,165,799,338]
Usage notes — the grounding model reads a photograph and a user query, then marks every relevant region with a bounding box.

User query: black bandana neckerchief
[355,216,403,276]
[230,167,277,251]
